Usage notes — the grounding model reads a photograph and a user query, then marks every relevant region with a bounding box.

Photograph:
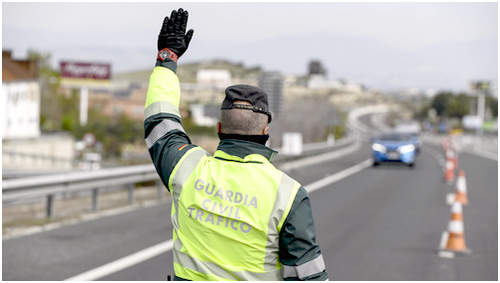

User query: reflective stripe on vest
[173,237,283,281]
[169,147,210,229]
[145,119,186,149]
[168,152,300,281]
[282,254,326,280]
[265,173,297,271]
[144,100,181,121]
[144,67,184,149]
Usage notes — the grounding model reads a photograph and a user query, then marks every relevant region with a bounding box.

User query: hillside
[114,59,265,83]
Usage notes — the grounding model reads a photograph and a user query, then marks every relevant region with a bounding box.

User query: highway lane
[4,140,496,281]
[450,148,498,280]
[2,140,372,281]
[313,144,454,280]
[3,117,497,281]
[3,200,176,280]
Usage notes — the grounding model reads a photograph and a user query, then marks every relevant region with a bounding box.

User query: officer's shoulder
[275,169,303,188]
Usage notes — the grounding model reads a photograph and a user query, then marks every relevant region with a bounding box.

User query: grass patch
[3,218,55,232]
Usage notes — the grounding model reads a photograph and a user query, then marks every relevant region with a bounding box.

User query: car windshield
[377,134,410,141]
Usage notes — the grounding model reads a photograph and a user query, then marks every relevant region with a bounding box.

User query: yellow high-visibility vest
[169,147,300,281]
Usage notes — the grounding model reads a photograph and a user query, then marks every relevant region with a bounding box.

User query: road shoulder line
[64,240,173,281]
[305,158,373,193]
[279,141,361,171]
[63,158,372,280]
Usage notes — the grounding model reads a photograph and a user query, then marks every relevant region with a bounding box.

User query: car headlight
[372,143,387,153]
[399,144,415,154]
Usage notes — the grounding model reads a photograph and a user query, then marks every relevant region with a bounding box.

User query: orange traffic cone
[446,148,458,170]
[442,138,450,152]
[443,201,470,253]
[454,170,468,205]
[444,159,455,184]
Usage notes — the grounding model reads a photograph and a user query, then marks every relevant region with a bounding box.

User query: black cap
[221,84,272,123]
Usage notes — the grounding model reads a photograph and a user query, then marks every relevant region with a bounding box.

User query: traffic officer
[145,8,328,281]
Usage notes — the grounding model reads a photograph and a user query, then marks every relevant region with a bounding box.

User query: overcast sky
[3,2,498,92]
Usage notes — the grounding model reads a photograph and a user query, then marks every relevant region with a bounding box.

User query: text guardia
[187,179,258,233]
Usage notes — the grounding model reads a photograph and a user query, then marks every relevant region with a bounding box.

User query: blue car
[371,133,417,167]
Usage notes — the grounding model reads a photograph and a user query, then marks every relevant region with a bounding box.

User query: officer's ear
[263,126,269,135]
[217,122,222,134]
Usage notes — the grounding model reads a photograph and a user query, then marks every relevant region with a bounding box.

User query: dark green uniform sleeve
[279,187,329,281]
[144,60,198,191]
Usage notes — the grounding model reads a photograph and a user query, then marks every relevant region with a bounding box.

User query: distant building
[197,69,232,89]
[308,60,327,76]
[2,50,41,140]
[87,81,147,121]
[258,72,284,119]
[308,74,363,92]
[190,104,220,126]
[308,74,342,89]
[3,51,75,169]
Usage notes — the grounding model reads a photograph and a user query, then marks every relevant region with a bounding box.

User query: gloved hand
[158,8,194,59]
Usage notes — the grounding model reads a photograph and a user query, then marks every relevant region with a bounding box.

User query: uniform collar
[215,139,278,163]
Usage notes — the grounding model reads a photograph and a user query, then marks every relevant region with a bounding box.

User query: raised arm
[144,8,198,191]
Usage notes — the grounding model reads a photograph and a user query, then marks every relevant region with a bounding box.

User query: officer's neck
[217,133,269,146]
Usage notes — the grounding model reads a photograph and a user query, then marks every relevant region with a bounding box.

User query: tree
[448,93,470,119]
[28,49,55,78]
[486,96,498,118]
[429,91,497,122]
[73,108,144,158]
[431,92,451,117]
[28,49,146,159]
[27,50,64,132]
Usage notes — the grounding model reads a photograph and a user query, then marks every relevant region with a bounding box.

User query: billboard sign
[60,61,111,87]
[470,81,491,92]
[61,61,111,80]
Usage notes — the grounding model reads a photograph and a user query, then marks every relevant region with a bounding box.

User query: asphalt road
[3,114,497,281]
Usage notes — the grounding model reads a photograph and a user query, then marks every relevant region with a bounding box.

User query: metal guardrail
[3,164,162,218]
[3,150,75,169]
[272,132,355,164]
[2,164,159,201]
[2,134,355,218]
[3,150,74,163]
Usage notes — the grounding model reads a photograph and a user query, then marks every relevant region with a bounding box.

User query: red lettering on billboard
[60,61,111,80]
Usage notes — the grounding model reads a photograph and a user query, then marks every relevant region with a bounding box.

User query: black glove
[158,8,194,58]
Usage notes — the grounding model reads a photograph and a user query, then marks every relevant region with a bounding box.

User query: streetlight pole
[476,91,485,136]
[80,86,89,127]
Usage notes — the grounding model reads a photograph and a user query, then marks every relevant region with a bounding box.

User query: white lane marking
[462,147,498,161]
[422,134,497,161]
[438,232,455,258]
[439,231,449,250]
[305,158,373,193]
[438,251,455,258]
[65,159,373,281]
[64,240,173,281]
[437,233,471,256]
[446,193,456,206]
[437,157,445,164]
[279,141,362,171]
